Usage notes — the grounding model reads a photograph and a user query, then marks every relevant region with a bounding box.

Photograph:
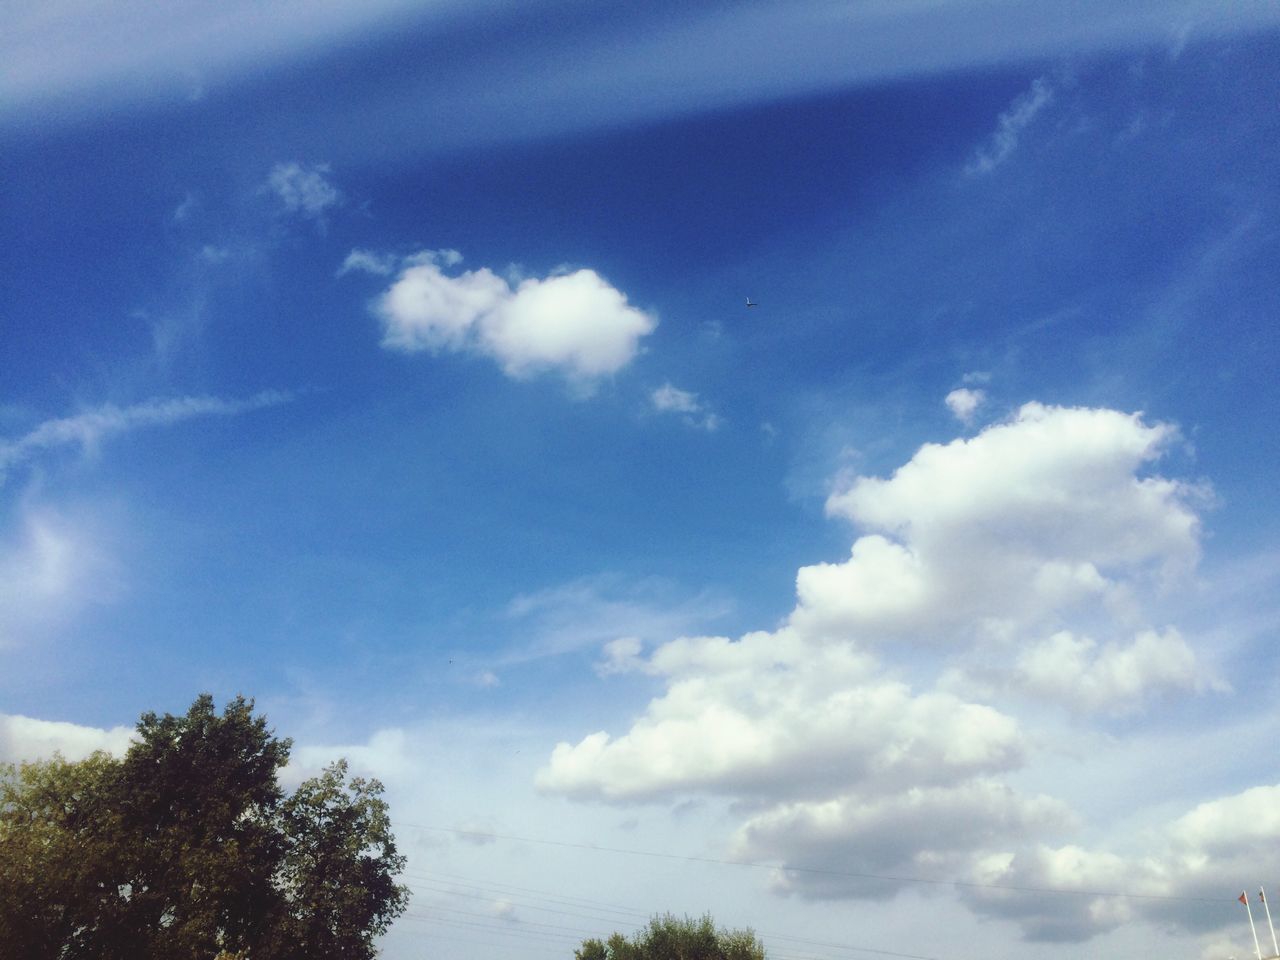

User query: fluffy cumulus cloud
[1010,627,1222,714]
[959,783,1280,943]
[0,713,134,763]
[540,402,1236,944]
[539,628,1024,803]
[798,403,1202,643]
[372,251,656,384]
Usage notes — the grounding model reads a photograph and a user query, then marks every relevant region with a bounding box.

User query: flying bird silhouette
[746,297,758,307]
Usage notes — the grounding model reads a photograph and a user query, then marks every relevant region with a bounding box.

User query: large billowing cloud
[374,252,657,384]
[539,628,1024,803]
[794,403,1201,643]
[540,402,1235,944]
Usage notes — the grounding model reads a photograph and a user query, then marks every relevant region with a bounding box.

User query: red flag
[1241,892,1249,905]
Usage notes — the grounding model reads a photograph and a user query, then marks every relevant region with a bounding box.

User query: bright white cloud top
[374,252,657,383]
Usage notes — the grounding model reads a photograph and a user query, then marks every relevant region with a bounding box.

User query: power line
[398,867,959,960]
[394,821,1230,905]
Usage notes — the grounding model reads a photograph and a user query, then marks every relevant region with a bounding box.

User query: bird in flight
[746,297,758,307]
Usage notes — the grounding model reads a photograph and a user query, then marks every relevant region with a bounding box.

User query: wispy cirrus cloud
[965,76,1054,176]
[0,391,291,485]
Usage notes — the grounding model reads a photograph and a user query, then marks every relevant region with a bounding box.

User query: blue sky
[4,3,1280,959]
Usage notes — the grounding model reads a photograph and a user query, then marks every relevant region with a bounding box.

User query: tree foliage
[0,694,408,960]
[576,914,766,960]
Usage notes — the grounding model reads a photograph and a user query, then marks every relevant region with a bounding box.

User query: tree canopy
[576,913,766,960]
[0,694,408,960]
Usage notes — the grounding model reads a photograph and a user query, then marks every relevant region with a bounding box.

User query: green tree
[576,914,766,960]
[0,694,409,960]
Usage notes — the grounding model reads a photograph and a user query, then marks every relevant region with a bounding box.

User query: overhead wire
[396,865,961,960]
[395,820,1231,904]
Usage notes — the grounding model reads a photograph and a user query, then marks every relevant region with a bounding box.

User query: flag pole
[1244,891,1263,960]
[1261,888,1279,958]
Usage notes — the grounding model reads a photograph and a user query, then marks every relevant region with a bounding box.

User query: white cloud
[172,191,199,222]
[733,780,1077,900]
[595,636,644,677]
[804,403,1202,641]
[0,391,291,485]
[651,383,721,431]
[651,383,700,415]
[266,161,342,219]
[965,76,1054,176]
[0,712,134,763]
[1011,627,1223,714]
[539,401,1232,944]
[375,253,657,384]
[338,248,399,277]
[945,387,986,424]
[501,575,731,665]
[538,628,1025,803]
[0,506,118,649]
[956,780,1280,942]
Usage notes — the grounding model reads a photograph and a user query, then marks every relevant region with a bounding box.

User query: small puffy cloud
[0,391,290,485]
[651,383,721,431]
[338,248,399,277]
[266,161,342,219]
[0,712,134,763]
[945,387,986,424]
[374,253,656,384]
[595,636,644,676]
[651,383,699,414]
[965,76,1054,176]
